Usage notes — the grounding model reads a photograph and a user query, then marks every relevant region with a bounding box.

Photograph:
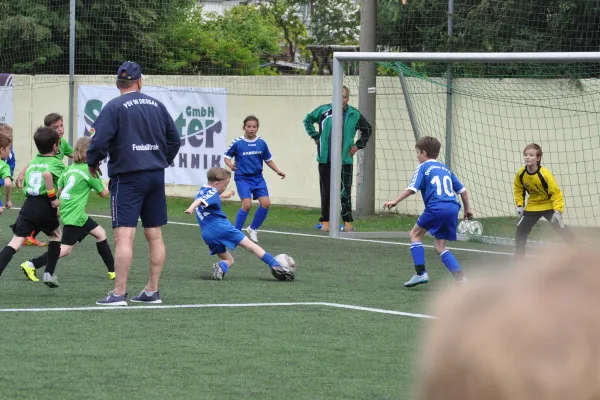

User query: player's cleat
[404,272,429,288]
[457,277,468,284]
[212,262,225,280]
[246,227,259,243]
[20,261,39,282]
[107,271,116,280]
[342,222,354,232]
[43,272,59,288]
[271,266,294,281]
[320,221,330,232]
[96,291,128,306]
[131,290,162,304]
[24,236,46,247]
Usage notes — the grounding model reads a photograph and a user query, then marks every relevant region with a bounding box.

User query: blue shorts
[201,219,246,255]
[235,175,269,200]
[417,204,460,241]
[109,169,167,228]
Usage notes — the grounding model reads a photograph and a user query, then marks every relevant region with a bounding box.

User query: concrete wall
[9,75,600,226]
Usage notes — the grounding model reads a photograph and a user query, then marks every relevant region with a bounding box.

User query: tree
[257,0,309,61]
[159,5,282,75]
[307,0,360,45]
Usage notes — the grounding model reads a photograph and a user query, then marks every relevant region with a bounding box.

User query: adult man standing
[88,61,180,306]
[303,86,372,232]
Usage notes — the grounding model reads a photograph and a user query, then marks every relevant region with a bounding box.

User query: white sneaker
[246,227,259,243]
[43,272,59,288]
[403,272,429,288]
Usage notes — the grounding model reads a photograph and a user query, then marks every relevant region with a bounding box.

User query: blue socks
[261,252,279,269]
[250,206,269,230]
[235,209,249,230]
[219,261,229,275]
[440,250,461,274]
[410,242,426,275]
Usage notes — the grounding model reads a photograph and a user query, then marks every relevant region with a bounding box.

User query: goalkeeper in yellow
[513,143,572,257]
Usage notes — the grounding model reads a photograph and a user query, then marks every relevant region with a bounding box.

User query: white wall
[9,74,600,226]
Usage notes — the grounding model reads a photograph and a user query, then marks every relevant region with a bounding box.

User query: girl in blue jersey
[184,167,293,281]
[224,115,286,243]
[384,136,473,288]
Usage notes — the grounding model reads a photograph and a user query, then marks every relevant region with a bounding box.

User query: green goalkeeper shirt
[24,155,65,197]
[58,163,105,226]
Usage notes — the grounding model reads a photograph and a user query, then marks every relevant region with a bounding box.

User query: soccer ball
[274,254,296,279]
[458,220,484,236]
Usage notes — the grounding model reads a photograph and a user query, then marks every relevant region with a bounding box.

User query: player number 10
[431,175,455,197]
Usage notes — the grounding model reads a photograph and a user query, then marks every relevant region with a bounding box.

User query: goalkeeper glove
[516,206,524,218]
[551,211,564,228]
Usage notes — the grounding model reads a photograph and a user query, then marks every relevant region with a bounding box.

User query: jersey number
[60,175,76,200]
[26,172,43,196]
[431,175,455,197]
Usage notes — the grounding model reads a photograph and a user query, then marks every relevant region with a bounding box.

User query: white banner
[77,85,227,186]
[0,74,13,124]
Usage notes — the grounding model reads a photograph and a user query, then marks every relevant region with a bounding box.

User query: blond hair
[73,137,91,164]
[0,123,13,139]
[420,248,600,400]
[524,143,543,166]
[0,123,13,149]
[207,167,231,182]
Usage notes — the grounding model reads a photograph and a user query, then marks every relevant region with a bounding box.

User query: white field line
[0,301,437,319]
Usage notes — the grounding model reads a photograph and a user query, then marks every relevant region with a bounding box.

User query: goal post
[329,52,600,240]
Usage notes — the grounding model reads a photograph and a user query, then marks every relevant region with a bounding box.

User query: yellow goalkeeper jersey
[513,165,565,213]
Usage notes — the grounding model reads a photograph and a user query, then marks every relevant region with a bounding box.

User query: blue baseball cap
[117,61,142,80]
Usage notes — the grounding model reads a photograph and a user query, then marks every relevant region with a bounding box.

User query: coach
[88,61,181,306]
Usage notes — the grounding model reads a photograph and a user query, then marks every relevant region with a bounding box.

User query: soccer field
[0,197,511,400]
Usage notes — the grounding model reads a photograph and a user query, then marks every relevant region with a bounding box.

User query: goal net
[331,53,600,247]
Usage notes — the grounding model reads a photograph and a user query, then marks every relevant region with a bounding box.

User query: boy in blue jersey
[185,167,293,281]
[0,124,14,213]
[384,136,473,287]
[224,115,285,243]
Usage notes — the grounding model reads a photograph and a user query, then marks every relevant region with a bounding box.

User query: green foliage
[0,0,281,75]
[377,0,600,77]
[159,5,282,75]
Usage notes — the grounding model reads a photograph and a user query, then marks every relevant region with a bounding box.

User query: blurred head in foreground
[420,248,600,400]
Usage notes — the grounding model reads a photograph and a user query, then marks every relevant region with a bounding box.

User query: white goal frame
[329,52,600,238]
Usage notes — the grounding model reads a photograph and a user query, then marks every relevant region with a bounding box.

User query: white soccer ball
[274,254,297,276]
[458,220,484,236]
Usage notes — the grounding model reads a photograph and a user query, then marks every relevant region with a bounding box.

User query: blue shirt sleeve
[451,172,465,193]
[162,104,181,165]
[224,140,237,159]
[262,141,272,162]
[407,164,424,192]
[87,104,118,167]
[196,187,220,208]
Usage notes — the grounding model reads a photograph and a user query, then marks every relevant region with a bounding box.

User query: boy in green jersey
[0,124,14,214]
[0,127,63,287]
[20,137,115,282]
[16,113,74,247]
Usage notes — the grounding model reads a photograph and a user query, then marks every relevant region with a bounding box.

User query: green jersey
[0,159,12,181]
[24,155,65,197]
[37,137,73,160]
[58,163,105,226]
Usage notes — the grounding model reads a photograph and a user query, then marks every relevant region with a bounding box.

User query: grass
[0,190,511,399]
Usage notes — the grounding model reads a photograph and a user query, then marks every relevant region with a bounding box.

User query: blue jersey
[195,185,228,228]
[407,160,465,210]
[7,148,15,175]
[87,91,181,177]
[224,136,272,177]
